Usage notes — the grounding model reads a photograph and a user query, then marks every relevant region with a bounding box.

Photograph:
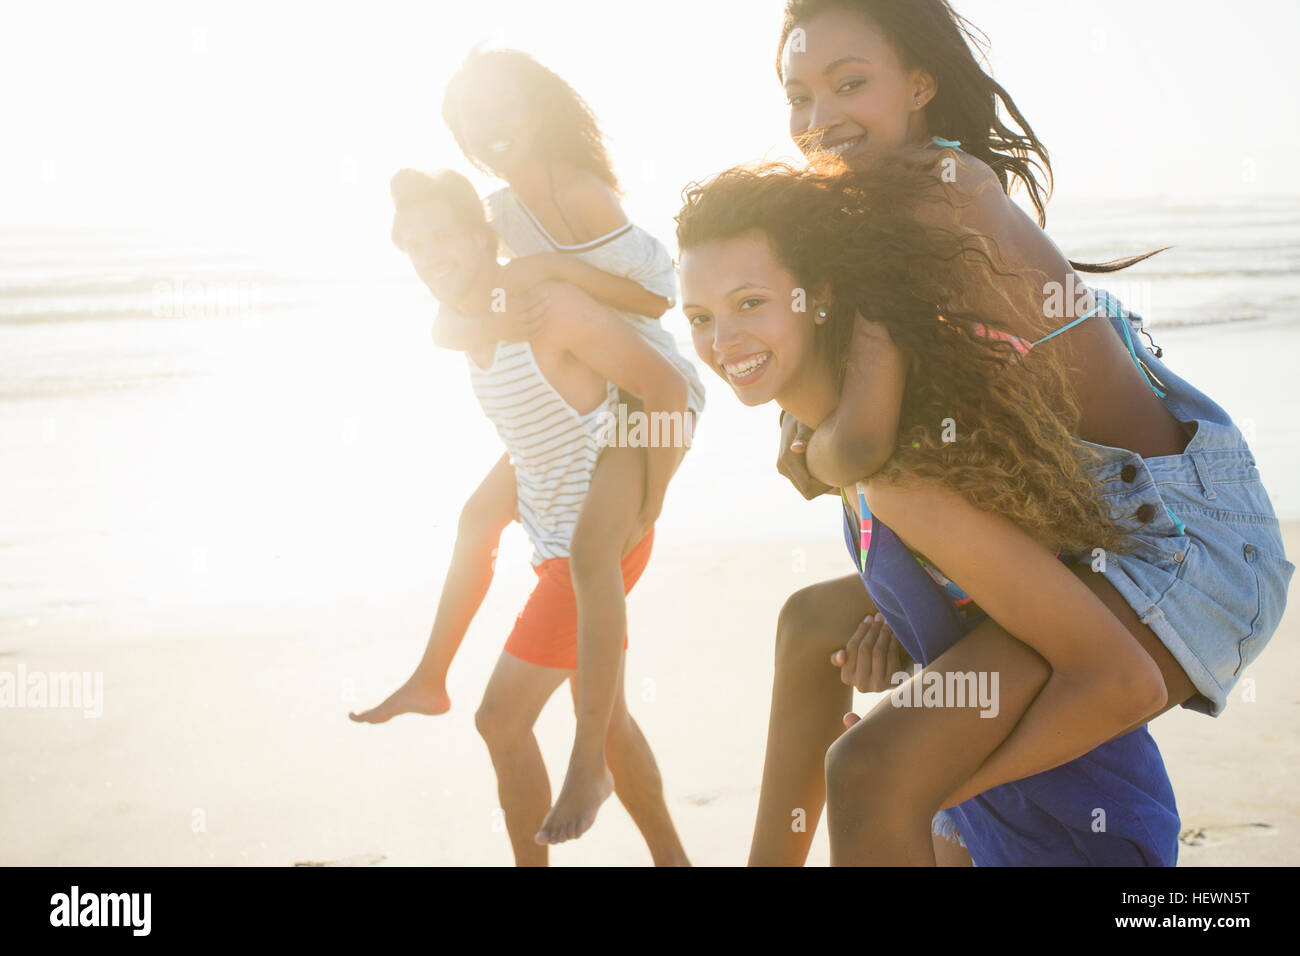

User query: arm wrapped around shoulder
[803,317,908,488]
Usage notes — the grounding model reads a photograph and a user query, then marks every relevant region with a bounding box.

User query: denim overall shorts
[1076,292,1294,716]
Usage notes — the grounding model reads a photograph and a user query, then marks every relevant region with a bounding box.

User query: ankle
[408,669,448,693]
[568,746,608,774]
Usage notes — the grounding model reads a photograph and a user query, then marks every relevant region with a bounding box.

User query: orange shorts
[504,528,655,671]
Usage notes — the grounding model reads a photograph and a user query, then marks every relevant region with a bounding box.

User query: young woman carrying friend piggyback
[696,0,1293,866]
[353,50,704,863]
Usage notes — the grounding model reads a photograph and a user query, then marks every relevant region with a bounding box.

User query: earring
[817,309,827,318]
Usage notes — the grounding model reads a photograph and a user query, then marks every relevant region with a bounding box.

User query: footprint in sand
[293,852,387,867]
[683,784,759,806]
[1179,823,1276,848]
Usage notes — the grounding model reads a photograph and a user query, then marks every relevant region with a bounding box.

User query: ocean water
[2,197,1298,633]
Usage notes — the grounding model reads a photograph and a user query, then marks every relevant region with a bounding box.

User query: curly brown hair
[675,153,1132,555]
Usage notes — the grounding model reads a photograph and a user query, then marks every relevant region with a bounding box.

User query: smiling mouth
[721,352,771,384]
[812,134,866,158]
[487,139,513,155]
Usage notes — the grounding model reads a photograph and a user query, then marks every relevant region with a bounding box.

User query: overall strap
[1091,291,1170,401]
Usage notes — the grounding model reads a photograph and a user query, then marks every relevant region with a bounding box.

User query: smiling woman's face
[454,73,540,178]
[680,231,829,410]
[780,7,932,166]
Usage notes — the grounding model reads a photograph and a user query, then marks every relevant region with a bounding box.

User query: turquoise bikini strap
[1029,300,1167,400]
[930,136,963,151]
[1028,304,1103,348]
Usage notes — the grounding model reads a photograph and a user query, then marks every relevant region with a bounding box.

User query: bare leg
[350,453,515,723]
[474,651,569,866]
[597,661,690,866]
[825,621,1050,865]
[538,440,684,844]
[942,562,1198,806]
[825,564,1196,865]
[749,575,875,866]
[932,826,973,867]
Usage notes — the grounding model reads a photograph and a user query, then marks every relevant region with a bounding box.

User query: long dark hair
[442,47,622,194]
[776,0,1160,274]
[676,154,1134,554]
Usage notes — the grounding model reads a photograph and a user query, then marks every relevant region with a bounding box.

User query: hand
[508,278,572,328]
[492,291,549,342]
[500,254,561,292]
[830,613,913,694]
[776,410,833,500]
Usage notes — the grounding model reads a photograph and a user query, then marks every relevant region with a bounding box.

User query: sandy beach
[2,230,1298,867]
[5,0,1300,876]
[0,522,1296,867]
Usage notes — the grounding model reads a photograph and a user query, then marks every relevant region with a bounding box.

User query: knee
[823,729,881,800]
[474,698,518,748]
[775,585,839,670]
[824,723,903,802]
[824,722,939,820]
[569,521,619,582]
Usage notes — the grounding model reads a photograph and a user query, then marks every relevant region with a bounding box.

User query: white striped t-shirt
[467,340,619,566]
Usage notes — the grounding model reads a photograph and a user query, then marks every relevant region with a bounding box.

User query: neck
[906,116,933,148]
[777,358,841,433]
[503,157,557,210]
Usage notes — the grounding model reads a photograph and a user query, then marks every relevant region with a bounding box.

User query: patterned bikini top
[841,483,987,625]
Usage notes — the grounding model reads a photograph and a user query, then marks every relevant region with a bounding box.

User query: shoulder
[861,474,959,523]
[910,148,1068,290]
[863,472,1058,560]
[949,150,1002,191]
[932,152,1014,233]
[863,474,996,553]
[555,168,628,237]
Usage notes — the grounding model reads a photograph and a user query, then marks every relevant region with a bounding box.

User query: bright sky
[3,0,1298,261]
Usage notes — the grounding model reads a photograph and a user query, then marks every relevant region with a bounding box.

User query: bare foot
[534,760,614,845]
[348,678,450,724]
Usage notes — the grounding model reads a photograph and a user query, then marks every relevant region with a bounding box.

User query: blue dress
[840,506,1182,866]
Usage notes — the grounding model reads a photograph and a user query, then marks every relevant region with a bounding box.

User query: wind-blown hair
[442,47,621,193]
[676,154,1132,554]
[776,0,1160,274]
